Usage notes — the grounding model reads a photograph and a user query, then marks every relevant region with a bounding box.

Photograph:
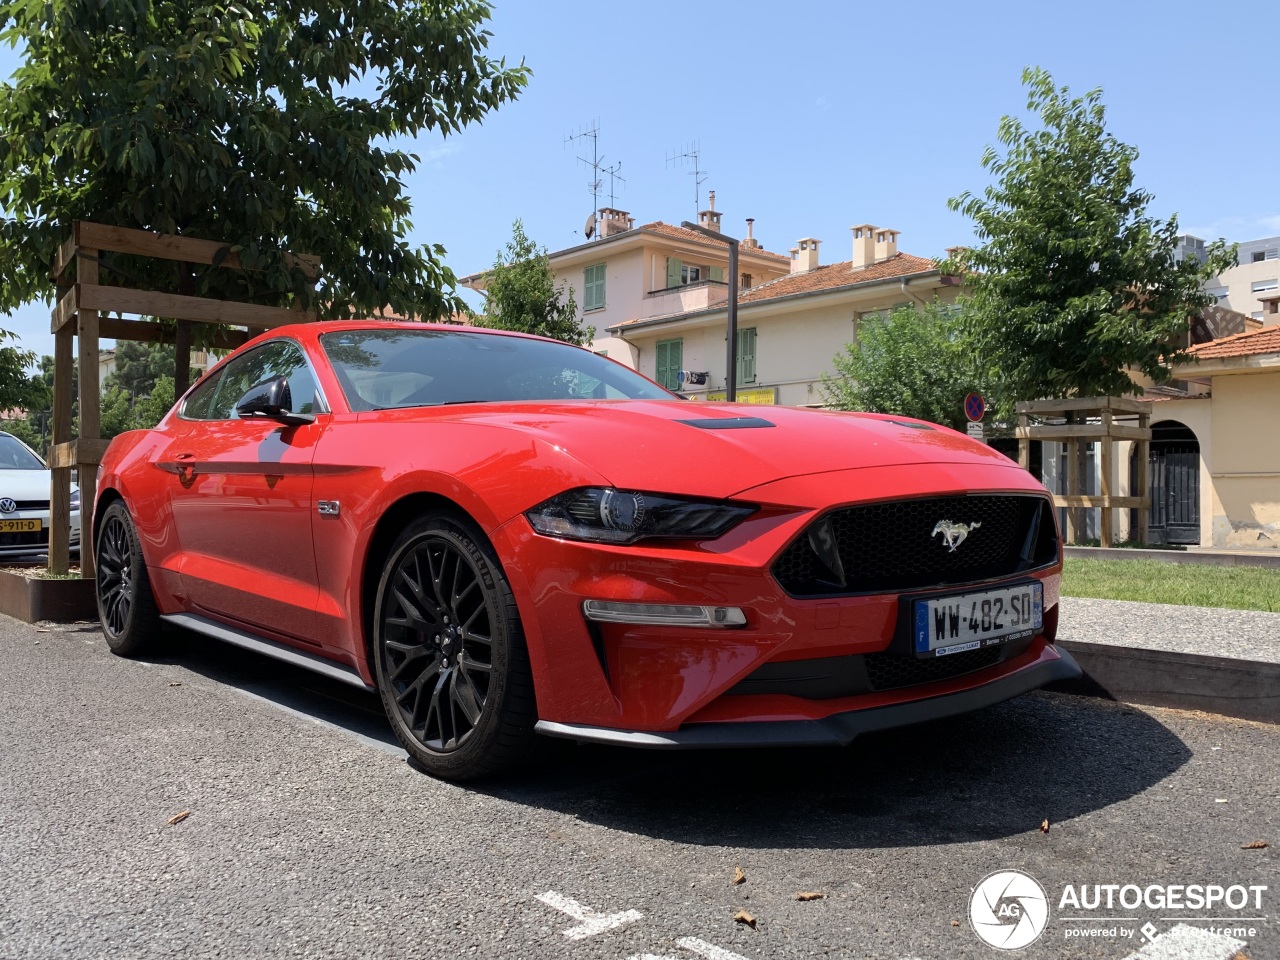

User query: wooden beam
[1016,424,1152,441]
[97,316,250,349]
[1052,495,1146,509]
[1015,396,1153,415]
[79,284,315,328]
[74,220,319,279]
[49,439,110,470]
[53,230,78,279]
[1017,413,1030,472]
[51,285,78,333]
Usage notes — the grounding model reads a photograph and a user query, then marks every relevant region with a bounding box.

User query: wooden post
[1137,409,1151,544]
[48,326,75,576]
[1065,436,1079,544]
[77,247,101,579]
[174,320,193,399]
[1100,408,1114,548]
[1018,413,1030,472]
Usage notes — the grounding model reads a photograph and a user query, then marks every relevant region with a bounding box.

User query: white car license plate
[913,582,1043,657]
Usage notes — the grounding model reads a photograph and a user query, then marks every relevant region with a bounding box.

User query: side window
[187,340,324,420]
[182,371,223,420]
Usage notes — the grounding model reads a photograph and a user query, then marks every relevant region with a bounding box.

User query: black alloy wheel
[373,511,535,780]
[95,500,161,656]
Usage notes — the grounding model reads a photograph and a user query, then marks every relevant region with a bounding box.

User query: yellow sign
[704,387,777,404]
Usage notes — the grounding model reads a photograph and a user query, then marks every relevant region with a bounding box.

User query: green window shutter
[656,338,683,390]
[736,327,756,385]
[708,265,724,283]
[583,263,606,311]
[666,257,682,289]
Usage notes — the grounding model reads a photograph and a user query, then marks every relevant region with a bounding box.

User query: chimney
[875,228,899,262]
[851,224,877,268]
[740,217,761,249]
[698,189,722,233]
[598,207,634,238]
[790,238,821,274]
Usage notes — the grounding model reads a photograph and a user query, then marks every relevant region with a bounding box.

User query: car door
[158,338,328,644]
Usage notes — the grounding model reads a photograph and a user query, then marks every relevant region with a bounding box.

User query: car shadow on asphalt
[149,627,1191,850]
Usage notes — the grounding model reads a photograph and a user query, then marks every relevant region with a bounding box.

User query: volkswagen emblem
[932,519,980,552]
[0,498,16,514]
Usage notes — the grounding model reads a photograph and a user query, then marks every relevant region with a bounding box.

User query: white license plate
[913,582,1043,657]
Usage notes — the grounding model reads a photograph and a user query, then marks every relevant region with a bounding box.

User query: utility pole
[681,220,739,402]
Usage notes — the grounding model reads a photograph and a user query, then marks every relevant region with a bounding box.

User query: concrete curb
[1066,545,1280,569]
[1052,639,1280,724]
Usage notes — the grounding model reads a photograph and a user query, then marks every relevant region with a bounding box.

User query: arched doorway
[1133,420,1200,545]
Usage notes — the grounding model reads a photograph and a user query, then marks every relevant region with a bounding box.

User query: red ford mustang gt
[94,321,1079,780]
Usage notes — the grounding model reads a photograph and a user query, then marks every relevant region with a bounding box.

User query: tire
[95,500,162,657]
[372,510,536,781]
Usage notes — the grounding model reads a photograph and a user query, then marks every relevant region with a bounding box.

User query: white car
[0,431,80,560]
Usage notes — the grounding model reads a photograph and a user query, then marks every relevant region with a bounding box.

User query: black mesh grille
[772,494,1058,597]
[864,647,1002,692]
[0,528,48,548]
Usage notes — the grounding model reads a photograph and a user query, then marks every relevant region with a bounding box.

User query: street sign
[964,393,985,422]
[966,421,985,442]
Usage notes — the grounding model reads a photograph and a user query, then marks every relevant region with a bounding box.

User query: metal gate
[1139,422,1200,545]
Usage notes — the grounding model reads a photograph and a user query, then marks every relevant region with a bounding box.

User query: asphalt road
[1,619,1276,960]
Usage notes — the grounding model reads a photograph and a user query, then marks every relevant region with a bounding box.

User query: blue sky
[2,0,1277,358]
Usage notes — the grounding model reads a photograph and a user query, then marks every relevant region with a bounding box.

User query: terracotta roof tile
[736,253,937,303]
[638,221,790,262]
[1186,323,1280,359]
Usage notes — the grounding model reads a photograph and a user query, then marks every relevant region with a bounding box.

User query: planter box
[0,568,98,623]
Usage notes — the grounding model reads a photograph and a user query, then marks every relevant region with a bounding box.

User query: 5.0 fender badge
[317,501,341,516]
[932,519,980,552]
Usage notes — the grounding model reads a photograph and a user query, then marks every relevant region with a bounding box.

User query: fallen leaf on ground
[733,909,756,929]
[951,920,961,927]
[1040,818,1050,833]
[795,891,825,901]
[166,810,191,826]
[169,682,182,687]
[731,866,746,886]
[34,628,49,633]
[1241,840,1269,850]
[1215,798,1229,804]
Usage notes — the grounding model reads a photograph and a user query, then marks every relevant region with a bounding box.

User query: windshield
[0,434,45,470]
[320,329,676,411]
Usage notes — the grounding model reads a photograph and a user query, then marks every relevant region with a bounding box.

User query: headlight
[526,488,755,544]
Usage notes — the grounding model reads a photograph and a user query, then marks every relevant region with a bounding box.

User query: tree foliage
[822,303,998,431]
[947,67,1235,401]
[0,0,529,321]
[478,219,592,346]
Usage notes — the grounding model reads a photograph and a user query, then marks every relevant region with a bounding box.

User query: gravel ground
[1059,597,1280,664]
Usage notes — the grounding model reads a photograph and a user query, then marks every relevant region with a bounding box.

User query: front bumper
[535,645,1081,747]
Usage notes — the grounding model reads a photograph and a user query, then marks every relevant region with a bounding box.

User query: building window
[1206,286,1229,302]
[736,327,756,385]
[584,263,606,311]
[1253,251,1267,263]
[655,338,683,391]
[1251,278,1279,294]
[740,273,752,288]
[680,264,701,284]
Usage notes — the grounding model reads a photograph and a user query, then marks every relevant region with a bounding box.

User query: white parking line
[1120,923,1247,960]
[537,891,644,941]
[675,937,753,960]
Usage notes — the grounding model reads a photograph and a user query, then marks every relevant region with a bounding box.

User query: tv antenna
[666,142,708,218]
[566,121,607,236]
[602,161,626,209]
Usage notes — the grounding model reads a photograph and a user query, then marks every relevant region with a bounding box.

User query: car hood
[0,469,62,502]
[418,400,1018,500]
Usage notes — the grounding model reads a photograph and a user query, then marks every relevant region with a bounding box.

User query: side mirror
[236,377,314,425]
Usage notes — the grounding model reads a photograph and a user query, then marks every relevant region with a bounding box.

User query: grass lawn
[1062,557,1280,613]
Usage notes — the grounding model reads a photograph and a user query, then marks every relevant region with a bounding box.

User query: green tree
[103,342,187,399]
[947,67,1235,401]
[0,0,529,328]
[822,303,996,431]
[479,219,593,346]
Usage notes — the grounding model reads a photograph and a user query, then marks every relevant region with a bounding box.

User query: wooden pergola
[49,220,318,577]
[1016,396,1153,547]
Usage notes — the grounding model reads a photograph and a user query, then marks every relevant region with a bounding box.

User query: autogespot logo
[970,869,1050,950]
